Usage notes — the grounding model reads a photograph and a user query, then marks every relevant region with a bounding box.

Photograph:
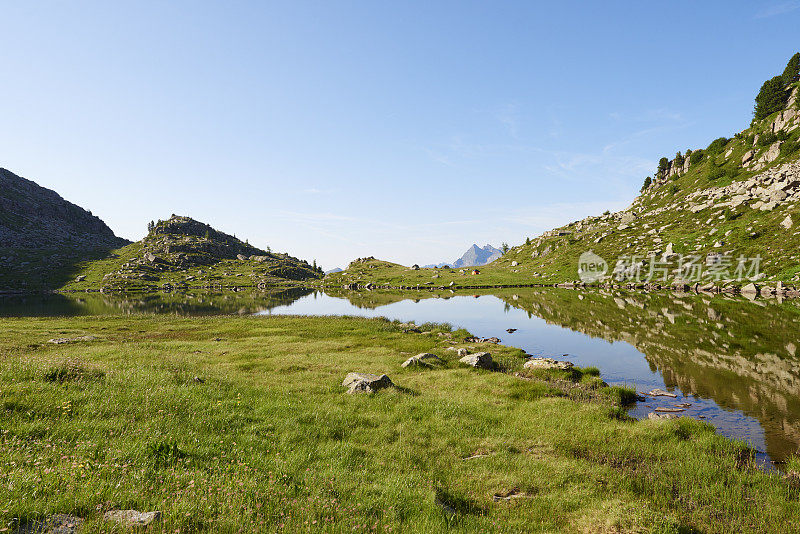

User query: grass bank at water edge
[1,315,799,532]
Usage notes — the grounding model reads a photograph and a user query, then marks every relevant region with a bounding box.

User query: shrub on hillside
[706,137,729,155]
[754,76,790,121]
[706,166,726,181]
[757,132,779,146]
[690,149,705,164]
[781,139,800,157]
[640,176,651,192]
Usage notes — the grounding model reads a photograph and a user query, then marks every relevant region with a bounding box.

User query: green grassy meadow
[2,314,800,532]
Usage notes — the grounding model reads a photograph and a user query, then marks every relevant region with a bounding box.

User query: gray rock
[401,353,442,368]
[648,412,676,421]
[236,254,247,261]
[14,514,84,534]
[459,352,493,369]
[103,510,161,527]
[741,283,759,295]
[74,275,86,282]
[47,335,97,344]
[523,358,573,371]
[782,215,794,229]
[647,388,677,397]
[342,372,394,394]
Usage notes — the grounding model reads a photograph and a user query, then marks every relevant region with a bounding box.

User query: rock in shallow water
[647,388,677,398]
[648,412,676,421]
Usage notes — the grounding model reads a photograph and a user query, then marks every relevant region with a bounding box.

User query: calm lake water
[3,287,800,467]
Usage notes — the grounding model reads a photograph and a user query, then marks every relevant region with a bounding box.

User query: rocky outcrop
[93,215,321,289]
[685,161,800,212]
[0,168,127,249]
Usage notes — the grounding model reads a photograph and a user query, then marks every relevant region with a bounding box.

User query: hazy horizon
[2,1,799,270]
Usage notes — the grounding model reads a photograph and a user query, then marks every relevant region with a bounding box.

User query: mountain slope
[0,168,127,249]
[0,168,130,291]
[64,215,322,291]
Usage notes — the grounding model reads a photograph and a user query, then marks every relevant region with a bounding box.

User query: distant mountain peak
[423,243,503,269]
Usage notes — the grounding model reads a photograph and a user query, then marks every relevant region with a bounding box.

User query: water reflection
[0,287,312,317]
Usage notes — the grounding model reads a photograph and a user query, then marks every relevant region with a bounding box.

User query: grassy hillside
[61,216,321,292]
[3,314,800,532]
[328,77,800,290]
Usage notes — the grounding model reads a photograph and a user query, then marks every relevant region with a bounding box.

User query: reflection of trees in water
[495,288,800,462]
[0,287,313,317]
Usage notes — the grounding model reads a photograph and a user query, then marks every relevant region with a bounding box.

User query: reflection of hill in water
[491,288,800,462]
[322,288,453,309]
[0,287,312,317]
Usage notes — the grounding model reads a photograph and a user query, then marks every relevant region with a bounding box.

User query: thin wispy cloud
[494,102,521,139]
[277,211,357,223]
[542,151,654,180]
[754,1,800,18]
[502,200,630,235]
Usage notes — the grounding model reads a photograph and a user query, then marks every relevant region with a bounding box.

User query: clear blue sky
[2,1,798,269]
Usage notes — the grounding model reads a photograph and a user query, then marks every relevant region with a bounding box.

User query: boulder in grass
[523,358,573,371]
[401,353,442,368]
[103,510,161,527]
[342,373,394,394]
[459,352,493,369]
[47,335,97,344]
[741,283,759,295]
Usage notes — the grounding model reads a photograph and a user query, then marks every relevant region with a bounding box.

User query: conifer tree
[782,52,800,85]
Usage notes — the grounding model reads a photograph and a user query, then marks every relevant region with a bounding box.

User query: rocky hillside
[64,215,322,291]
[0,168,126,249]
[494,77,800,286]
[0,168,130,291]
